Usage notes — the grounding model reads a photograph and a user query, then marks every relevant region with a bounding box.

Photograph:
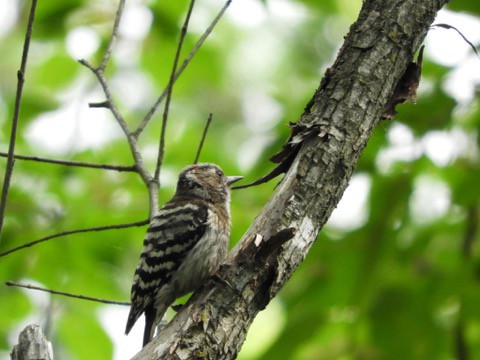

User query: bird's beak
[226,176,243,186]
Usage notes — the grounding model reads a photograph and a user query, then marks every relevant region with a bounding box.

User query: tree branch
[193,113,213,164]
[132,0,450,358]
[78,0,158,217]
[0,152,137,172]
[0,219,148,258]
[5,281,130,306]
[78,59,140,165]
[99,0,126,71]
[0,0,38,244]
[153,0,196,183]
[133,0,232,137]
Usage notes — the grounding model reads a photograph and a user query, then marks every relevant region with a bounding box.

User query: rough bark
[133,0,449,358]
[11,324,53,360]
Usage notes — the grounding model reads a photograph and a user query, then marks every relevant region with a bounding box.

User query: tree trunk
[133,0,449,358]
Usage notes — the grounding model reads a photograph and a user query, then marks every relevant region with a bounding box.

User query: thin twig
[78,0,158,217]
[432,23,480,60]
[0,219,149,258]
[154,0,197,182]
[134,0,233,137]
[78,59,131,136]
[5,281,130,306]
[89,101,110,108]
[0,152,137,172]
[0,0,38,244]
[193,113,213,164]
[77,0,129,138]
[99,0,126,71]
[79,61,153,187]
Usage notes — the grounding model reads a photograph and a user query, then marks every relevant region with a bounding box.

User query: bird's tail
[142,302,169,346]
[125,299,145,335]
[143,305,155,347]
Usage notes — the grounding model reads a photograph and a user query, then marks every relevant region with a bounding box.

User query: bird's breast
[168,207,230,297]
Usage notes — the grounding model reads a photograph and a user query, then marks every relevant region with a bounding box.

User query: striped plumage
[125,163,242,347]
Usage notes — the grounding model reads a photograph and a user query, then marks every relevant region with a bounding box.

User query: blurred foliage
[1,0,480,359]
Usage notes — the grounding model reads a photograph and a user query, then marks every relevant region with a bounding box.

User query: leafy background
[1,0,480,359]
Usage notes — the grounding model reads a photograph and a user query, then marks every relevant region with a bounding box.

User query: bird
[125,163,242,347]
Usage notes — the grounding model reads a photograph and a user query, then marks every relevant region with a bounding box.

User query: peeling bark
[132,1,449,359]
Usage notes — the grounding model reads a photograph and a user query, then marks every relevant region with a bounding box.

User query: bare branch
[0,152,137,172]
[5,281,130,306]
[154,0,197,182]
[432,23,480,60]
[0,219,149,258]
[78,0,159,216]
[134,0,233,137]
[193,113,213,164]
[0,0,38,244]
[76,0,130,142]
[78,59,131,136]
[79,56,155,215]
[99,0,126,71]
[88,101,110,108]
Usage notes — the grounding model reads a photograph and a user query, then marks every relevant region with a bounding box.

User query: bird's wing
[125,197,208,334]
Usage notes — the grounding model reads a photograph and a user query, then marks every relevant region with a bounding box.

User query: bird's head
[175,163,242,203]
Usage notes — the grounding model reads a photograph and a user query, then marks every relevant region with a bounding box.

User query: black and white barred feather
[125,163,242,347]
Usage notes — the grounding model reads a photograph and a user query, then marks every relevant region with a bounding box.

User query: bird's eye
[216,169,223,177]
